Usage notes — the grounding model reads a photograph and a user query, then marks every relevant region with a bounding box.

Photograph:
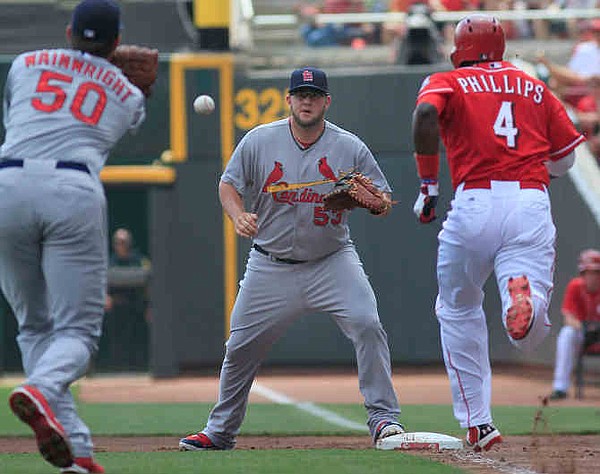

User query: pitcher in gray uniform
[2,1,146,472]
[179,67,403,451]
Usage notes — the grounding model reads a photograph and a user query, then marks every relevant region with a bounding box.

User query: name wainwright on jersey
[24,50,136,103]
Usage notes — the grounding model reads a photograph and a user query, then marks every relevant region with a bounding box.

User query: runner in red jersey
[411,13,585,452]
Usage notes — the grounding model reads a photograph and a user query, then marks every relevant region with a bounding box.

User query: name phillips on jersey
[455,72,544,104]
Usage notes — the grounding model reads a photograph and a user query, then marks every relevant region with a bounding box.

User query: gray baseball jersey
[221,118,391,261]
[0,48,145,458]
[195,118,400,450]
[1,49,145,176]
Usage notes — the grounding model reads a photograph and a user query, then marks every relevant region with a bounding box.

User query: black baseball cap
[289,67,329,94]
[71,0,121,43]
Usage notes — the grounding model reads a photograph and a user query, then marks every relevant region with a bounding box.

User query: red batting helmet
[578,249,600,273]
[450,14,505,69]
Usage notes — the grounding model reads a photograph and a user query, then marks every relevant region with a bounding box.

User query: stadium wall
[0,55,597,376]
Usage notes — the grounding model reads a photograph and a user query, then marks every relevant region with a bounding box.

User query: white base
[376,432,464,451]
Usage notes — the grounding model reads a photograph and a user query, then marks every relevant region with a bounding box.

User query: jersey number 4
[493,101,518,148]
[31,71,107,126]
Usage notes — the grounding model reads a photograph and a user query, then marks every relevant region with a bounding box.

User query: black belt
[0,159,90,174]
[253,244,307,264]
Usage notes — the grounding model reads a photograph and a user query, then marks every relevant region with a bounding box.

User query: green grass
[1,451,467,474]
[2,399,598,438]
[1,386,599,473]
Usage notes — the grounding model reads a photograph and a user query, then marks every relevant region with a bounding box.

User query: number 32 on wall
[235,88,289,131]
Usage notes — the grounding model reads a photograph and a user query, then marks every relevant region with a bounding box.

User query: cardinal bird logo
[317,157,337,181]
[262,161,284,192]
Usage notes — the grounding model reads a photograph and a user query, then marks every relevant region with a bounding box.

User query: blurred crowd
[535,18,600,164]
[295,0,600,50]
[294,0,600,165]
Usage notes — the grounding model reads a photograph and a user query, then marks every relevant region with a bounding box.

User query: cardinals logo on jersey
[263,157,338,194]
[317,157,337,181]
[262,157,342,206]
[262,161,285,193]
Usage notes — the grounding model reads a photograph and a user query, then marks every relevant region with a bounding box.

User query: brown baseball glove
[323,172,392,215]
[109,45,159,98]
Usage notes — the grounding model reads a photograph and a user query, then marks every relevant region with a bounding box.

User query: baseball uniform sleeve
[415,73,454,114]
[2,60,18,129]
[221,132,252,195]
[546,91,586,161]
[355,139,392,193]
[562,278,586,321]
[129,95,146,132]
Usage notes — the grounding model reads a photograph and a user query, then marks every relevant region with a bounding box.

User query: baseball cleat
[506,275,534,340]
[549,389,568,400]
[374,421,405,442]
[60,457,105,473]
[466,423,503,452]
[179,432,224,451]
[9,385,74,468]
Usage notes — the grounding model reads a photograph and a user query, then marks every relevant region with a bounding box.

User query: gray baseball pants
[203,244,400,449]
[0,160,107,457]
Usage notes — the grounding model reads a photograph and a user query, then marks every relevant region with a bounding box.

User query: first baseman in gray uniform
[2,1,145,472]
[179,67,403,451]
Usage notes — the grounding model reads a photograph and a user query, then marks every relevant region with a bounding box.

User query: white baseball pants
[435,181,555,428]
[552,325,584,392]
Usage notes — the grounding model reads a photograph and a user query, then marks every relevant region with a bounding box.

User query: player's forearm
[412,103,440,155]
[219,181,245,222]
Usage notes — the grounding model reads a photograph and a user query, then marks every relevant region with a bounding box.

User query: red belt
[462,179,545,191]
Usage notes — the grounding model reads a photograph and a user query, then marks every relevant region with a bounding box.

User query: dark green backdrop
[0,56,598,377]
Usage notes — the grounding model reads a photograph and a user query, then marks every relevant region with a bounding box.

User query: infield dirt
[1,365,599,473]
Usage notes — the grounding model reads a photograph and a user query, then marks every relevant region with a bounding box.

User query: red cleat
[506,275,534,340]
[61,457,105,473]
[9,385,73,468]
[179,432,224,451]
[466,423,503,452]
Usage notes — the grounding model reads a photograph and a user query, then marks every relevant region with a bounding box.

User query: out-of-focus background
[0,0,599,381]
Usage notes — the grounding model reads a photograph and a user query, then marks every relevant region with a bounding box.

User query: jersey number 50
[31,71,107,126]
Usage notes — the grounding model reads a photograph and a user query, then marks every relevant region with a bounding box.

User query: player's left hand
[413,179,439,224]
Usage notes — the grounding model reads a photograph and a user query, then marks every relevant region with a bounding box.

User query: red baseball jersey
[416,61,585,189]
[562,277,600,322]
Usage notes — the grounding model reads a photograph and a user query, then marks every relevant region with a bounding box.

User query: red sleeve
[562,278,586,321]
[546,91,586,161]
[415,73,453,114]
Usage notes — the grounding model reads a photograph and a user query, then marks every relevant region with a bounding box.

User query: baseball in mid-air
[193,94,215,115]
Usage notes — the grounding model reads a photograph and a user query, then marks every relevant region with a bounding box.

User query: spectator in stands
[567,18,600,77]
[298,0,382,47]
[297,3,342,46]
[536,52,600,163]
[549,249,600,400]
[100,228,151,370]
[108,228,151,271]
[393,3,445,64]
[571,76,600,160]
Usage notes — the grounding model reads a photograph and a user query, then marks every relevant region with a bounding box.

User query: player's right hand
[413,180,439,224]
[234,212,258,238]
